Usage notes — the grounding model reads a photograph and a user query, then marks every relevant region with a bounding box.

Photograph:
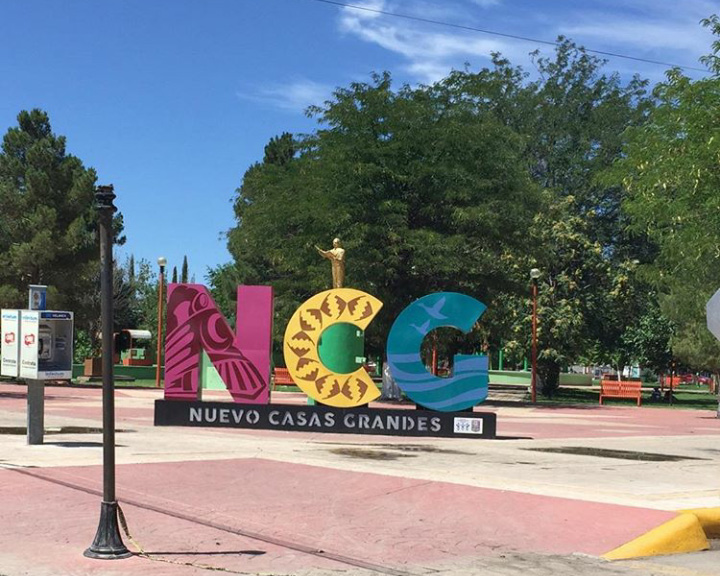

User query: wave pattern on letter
[386,292,489,412]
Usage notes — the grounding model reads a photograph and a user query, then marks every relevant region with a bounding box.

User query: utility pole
[530,268,541,404]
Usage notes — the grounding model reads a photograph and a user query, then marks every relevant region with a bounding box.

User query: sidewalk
[2,381,720,575]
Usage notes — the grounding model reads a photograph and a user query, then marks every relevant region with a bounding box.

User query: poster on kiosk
[1,309,21,377]
[19,310,73,380]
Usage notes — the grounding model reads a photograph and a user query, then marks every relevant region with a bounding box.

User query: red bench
[600,380,642,406]
[272,368,296,390]
[662,376,681,390]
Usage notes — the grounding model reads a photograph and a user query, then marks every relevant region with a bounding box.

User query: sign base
[154,400,496,439]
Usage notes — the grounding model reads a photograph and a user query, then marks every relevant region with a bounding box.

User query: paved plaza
[2,382,720,575]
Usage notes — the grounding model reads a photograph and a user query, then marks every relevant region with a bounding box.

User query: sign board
[20,311,40,378]
[1,309,20,377]
[20,310,73,380]
[159,283,497,439]
[28,285,47,311]
[155,400,498,439]
[707,288,720,342]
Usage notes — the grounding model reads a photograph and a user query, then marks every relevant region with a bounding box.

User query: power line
[307,0,710,74]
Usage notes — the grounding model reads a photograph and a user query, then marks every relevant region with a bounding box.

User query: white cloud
[338,0,521,83]
[470,0,501,6]
[342,0,385,21]
[555,1,716,74]
[334,0,715,84]
[563,18,714,56]
[237,79,332,112]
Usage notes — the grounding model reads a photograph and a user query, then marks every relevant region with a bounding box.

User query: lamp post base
[84,501,132,560]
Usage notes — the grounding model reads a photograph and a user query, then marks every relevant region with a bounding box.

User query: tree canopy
[0,109,130,356]
[222,39,662,385]
[609,16,720,371]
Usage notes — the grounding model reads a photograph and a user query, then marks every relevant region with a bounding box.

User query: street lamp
[155,256,167,388]
[84,185,131,559]
[530,268,541,404]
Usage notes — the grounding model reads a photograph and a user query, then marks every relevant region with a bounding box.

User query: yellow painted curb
[682,507,720,539]
[603,513,709,560]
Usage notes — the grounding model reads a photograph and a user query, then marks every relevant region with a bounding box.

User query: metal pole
[531,279,538,404]
[26,379,44,445]
[84,185,131,560]
[431,333,438,376]
[669,361,675,405]
[155,265,165,388]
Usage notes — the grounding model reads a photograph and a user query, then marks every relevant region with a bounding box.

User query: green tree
[171,266,178,284]
[263,132,295,166]
[502,195,612,394]
[440,41,655,377]
[227,73,541,356]
[206,262,242,326]
[610,16,720,371]
[181,255,188,283]
[224,39,661,377]
[72,258,137,359]
[621,302,674,374]
[129,259,165,362]
[0,110,95,307]
[0,109,125,342]
[441,41,651,250]
[128,254,136,285]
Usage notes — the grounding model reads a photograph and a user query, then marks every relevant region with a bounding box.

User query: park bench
[272,367,296,390]
[662,376,681,390]
[599,379,642,406]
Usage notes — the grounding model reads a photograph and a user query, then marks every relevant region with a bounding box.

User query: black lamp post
[84,185,132,560]
[530,268,541,404]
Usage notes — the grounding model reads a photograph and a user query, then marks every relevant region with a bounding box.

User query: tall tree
[0,109,125,334]
[171,266,178,284]
[223,39,662,376]
[128,254,136,286]
[263,132,295,166]
[610,16,720,371]
[227,73,541,355]
[438,41,655,377]
[441,39,652,254]
[502,195,614,394]
[181,255,188,283]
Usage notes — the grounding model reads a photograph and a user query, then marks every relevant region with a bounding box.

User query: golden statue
[315,238,346,288]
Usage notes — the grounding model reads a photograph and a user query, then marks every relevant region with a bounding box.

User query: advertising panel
[18,310,74,380]
[37,311,73,380]
[20,310,40,379]
[1,309,20,377]
[28,285,47,311]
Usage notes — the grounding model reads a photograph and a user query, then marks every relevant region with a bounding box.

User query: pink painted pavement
[2,382,719,439]
[1,459,676,575]
[1,381,719,575]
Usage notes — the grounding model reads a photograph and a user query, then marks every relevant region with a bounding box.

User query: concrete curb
[683,507,720,539]
[603,509,720,560]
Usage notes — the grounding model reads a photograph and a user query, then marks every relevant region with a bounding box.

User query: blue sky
[0,0,715,282]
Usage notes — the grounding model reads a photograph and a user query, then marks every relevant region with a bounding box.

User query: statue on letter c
[315,238,345,289]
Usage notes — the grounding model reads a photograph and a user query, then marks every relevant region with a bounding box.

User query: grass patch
[538,387,718,410]
[71,378,159,388]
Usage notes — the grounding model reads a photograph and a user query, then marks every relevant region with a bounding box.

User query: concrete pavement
[2,381,720,575]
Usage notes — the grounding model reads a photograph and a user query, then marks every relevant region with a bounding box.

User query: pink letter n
[164,284,273,404]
